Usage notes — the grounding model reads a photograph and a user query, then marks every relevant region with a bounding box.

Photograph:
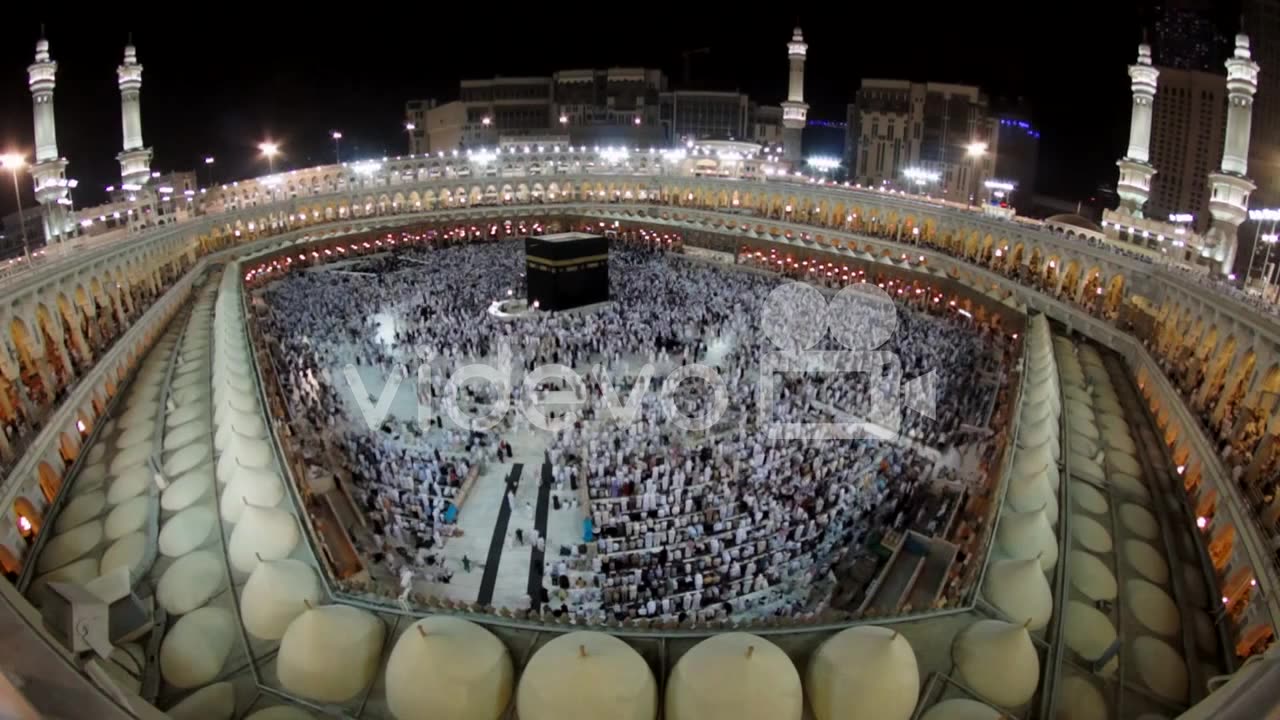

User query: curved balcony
[0,165,1274,718]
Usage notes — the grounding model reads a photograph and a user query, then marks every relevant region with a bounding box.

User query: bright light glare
[903,167,940,183]
[0,153,25,171]
[806,156,840,171]
[966,141,988,156]
[258,142,280,157]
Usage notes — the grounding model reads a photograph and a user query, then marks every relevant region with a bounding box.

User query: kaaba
[525,233,609,311]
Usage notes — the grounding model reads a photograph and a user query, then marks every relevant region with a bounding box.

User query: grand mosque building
[1,24,1279,720]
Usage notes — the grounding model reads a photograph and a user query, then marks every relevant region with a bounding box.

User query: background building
[553,68,666,145]
[1145,67,1226,234]
[405,99,436,154]
[660,91,750,142]
[992,102,1040,204]
[845,80,998,204]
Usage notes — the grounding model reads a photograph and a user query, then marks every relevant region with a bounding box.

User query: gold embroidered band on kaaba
[525,254,610,267]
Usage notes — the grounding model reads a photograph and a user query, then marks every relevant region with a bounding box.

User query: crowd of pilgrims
[256,235,1010,621]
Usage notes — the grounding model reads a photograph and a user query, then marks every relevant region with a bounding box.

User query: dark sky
[0,4,1241,216]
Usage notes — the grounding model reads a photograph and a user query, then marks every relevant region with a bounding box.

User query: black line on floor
[476,463,522,606]
[527,457,553,609]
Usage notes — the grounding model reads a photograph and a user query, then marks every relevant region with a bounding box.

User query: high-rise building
[1146,67,1227,234]
[845,80,997,204]
[1245,0,1280,205]
[1151,1,1230,72]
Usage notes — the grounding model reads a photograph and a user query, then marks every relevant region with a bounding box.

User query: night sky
[0,4,1241,216]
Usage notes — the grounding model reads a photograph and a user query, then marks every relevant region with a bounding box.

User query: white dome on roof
[1108,452,1142,477]
[983,557,1053,631]
[1013,443,1053,482]
[115,420,155,449]
[666,633,800,720]
[98,531,147,577]
[952,620,1039,708]
[77,461,107,490]
[1126,580,1180,636]
[120,399,158,425]
[806,626,919,720]
[1068,413,1099,441]
[1057,674,1108,720]
[1105,432,1137,455]
[159,505,217,557]
[157,550,226,615]
[107,465,152,505]
[220,468,285,523]
[103,495,149,540]
[216,434,273,484]
[1070,452,1105,485]
[1006,469,1058,522]
[1111,473,1151,503]
[241,559,322,641]
[1073,516,1113,553]
[518,631,657,720]
[37,521,104,573]
[160,607,235,688]
[1133,637,1187,703]
[996,507,1058,571]
[229,505,300,574]
[165,421,210,451]
[55,491,106,532]
[278,604,385,703]
[1017,416,1054,449]
[161,465,214,512]
[165,442,212,476]
[215,412,267,450]
[110,442,152,474]
[385,616,514,720]
[166,401,210,429]
[1069,551,1117,601]
[1064,602,1118,675]
[166,682,236,720]
[1125,540,1169,584]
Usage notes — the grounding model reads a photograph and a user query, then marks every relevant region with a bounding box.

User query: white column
[781,27,809,166]
[27,37,71,243]
[117,43,153,192]
[1115,43,1159,217]
[1207,33,1260,273]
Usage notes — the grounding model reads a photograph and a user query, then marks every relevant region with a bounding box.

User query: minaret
[781,26,808,165]
[27,35,71,243]
[1207,32,1260,273]
[1115,43,1159,217]
[117,40,153,192]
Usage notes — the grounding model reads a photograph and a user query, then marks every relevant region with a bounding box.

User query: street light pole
[331,131,343,164]
[404,123,415,155]
[1,154,31,262]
